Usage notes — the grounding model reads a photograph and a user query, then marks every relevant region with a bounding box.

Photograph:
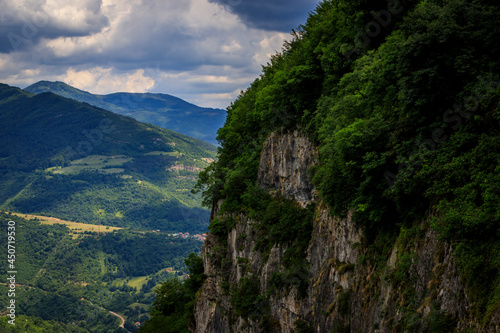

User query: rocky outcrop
[193,130,496,332]
[257,130,317,204]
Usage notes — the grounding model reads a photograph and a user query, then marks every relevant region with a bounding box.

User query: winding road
[109,311,125,328]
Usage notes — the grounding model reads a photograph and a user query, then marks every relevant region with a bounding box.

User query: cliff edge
[194,130,500,332]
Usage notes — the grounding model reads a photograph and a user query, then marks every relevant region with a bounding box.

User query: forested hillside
[145,0,500,331]
[0,212,202,332]
[0,84,216,232]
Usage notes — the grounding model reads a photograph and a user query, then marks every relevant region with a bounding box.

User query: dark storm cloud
[208,0,318,32]
[0,0,109,54]
[0,23,108,54]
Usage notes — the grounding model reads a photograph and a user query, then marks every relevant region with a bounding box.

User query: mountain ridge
[24,80,226,145]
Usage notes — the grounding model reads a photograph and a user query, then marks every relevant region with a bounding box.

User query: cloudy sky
[0,0,319,108]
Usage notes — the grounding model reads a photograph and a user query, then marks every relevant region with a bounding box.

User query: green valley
[0,212,201,332]
[0,83,216,233]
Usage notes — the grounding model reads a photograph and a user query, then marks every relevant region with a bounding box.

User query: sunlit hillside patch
[10,212,122,238]
[47,155,133,175]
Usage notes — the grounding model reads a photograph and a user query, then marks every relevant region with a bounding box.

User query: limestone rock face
[257,130,317,205]
[193,130,496,332]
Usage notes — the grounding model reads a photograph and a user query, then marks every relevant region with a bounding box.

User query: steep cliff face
[257,130,317,205]
[194,130,500,332]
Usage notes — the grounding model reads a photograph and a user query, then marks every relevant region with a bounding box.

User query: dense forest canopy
[192,0,500,326]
